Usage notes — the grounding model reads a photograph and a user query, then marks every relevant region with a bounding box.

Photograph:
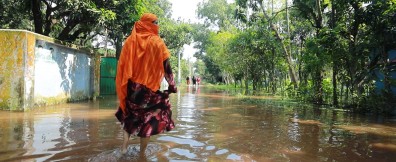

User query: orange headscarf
[116,13,171,113]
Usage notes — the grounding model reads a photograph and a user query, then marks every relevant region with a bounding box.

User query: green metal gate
[100,57,117,95]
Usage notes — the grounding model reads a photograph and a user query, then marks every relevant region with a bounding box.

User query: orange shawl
[116,13,171,113]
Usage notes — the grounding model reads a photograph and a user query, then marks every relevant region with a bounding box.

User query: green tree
[236,0,299,87]
[294,0,329,104]
[197,0,237,30]
[0,0,32,29]
[27,0,117,42]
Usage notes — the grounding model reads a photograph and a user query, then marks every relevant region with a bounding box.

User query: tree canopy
[2,0,396,114]
[192,0,396,114]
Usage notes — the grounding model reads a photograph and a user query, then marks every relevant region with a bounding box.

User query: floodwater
[1,86,396,162]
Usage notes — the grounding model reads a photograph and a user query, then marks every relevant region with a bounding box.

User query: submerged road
[1,86,396,161]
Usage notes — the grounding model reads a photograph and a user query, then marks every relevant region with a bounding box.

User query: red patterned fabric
[115,59,176,137]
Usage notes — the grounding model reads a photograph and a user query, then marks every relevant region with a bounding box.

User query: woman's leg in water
[121,130,130,154]
[138,137,150,162]
[140,137,150,155]
[139,109,159,155]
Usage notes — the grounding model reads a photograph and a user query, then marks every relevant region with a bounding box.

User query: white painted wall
[34,40,92,105]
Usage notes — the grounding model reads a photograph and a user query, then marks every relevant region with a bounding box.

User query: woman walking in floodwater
[115,13,177,156]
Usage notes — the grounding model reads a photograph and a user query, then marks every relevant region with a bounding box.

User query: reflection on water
[89,144,166,162]
[1,86,396,161]
[157,136,205,147]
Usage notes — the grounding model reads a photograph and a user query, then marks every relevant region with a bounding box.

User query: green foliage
[0,0,178,48]
[160,19,193,52]
[197,0,237,30]
[190,23,223,83]
[0,0,32,29]
[95,48,116,57]
[195,0,396,114]
[194,59,207,78]
[190,23,212,58]
[206,31,234,71]
[357,92,396,115]
[2,0,396,114]
[179,58,190,84]
[158,18,194,81]
[365,0,396,50]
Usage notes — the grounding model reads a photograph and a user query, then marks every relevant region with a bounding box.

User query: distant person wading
[186,76,190,85]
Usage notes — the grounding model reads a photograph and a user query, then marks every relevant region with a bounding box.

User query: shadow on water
[0,86,395,161]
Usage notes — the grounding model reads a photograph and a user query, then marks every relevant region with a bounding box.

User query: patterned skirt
[115,80,175,137]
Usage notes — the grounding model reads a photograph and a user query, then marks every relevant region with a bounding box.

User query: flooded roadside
[1,86,396,161]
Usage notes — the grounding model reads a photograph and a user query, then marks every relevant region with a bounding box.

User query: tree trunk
[340,81,344,104]
[270,47,276,94]
[31,0,43,34]
[286,0,292,67]
[346,83,350,105]
[57,19,78,41]
[245,68,249,92]
[313,0,324,104]
[314,68,323,104]
[258,1,298,87]
[115,34,123,60]
[332,62,338,106]
[43,3,52,36]
[331,0,338,106]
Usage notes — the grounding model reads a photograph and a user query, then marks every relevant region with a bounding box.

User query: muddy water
[1,86,396,162]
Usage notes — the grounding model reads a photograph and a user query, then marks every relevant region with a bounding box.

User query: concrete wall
[0,30,100,111]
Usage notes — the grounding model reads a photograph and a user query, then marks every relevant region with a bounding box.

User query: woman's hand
[168,84,177,93]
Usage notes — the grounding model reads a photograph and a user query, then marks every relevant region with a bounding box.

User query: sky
[169,0,201,23]
[168,0,201,62]
[168,0,235,62]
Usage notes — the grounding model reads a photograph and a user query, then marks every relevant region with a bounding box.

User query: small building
[0,30,100,111]
[374,50,396,95]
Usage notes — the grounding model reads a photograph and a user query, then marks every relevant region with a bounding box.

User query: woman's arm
[163,59,177,93]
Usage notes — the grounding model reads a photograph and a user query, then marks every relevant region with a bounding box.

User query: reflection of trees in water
[284,106,396,162]
[194,94,396,161]
[0,114,32,161]
[2,88,396,161]
[47,107,120,161]
[56,108,74,148]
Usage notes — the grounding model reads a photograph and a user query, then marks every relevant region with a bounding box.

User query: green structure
[100,57,117,95]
